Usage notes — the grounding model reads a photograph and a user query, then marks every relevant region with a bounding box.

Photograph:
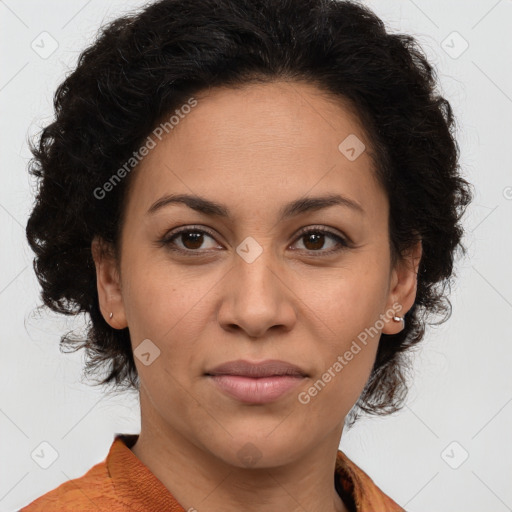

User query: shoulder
[19,459,125,511]
[336,450,406,512]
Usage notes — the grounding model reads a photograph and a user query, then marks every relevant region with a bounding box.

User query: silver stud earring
[392,315,404,326]
[109,312,113,319]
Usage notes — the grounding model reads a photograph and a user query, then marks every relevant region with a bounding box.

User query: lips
[205,359,308,378]
[205,359,308,404]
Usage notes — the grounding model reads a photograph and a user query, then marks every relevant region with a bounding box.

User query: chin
[200,429,307,470]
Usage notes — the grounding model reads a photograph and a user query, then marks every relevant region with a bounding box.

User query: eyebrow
[146,192,364,220]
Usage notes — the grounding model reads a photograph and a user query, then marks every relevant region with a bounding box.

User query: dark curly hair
[25,0,472,426]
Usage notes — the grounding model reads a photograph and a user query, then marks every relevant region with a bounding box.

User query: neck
[131,393,350,512]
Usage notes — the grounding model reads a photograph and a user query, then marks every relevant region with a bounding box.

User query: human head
[26,0,472,433]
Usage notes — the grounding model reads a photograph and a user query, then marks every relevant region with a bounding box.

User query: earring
[109,312,113,319]
[392,315,404,327]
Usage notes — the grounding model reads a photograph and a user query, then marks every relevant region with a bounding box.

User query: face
[93,80,421,468]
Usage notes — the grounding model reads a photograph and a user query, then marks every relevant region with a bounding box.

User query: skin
[92,80,421,512]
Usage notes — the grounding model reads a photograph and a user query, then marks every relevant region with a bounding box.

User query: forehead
[123,80,385,221]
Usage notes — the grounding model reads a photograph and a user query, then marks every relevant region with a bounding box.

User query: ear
[91,236,128,329]
[381,239,422,335]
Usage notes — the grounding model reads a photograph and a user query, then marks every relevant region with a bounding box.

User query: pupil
[183,232,203,249]
[305,233,324,250]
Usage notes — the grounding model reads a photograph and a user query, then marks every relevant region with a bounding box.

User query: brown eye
[160,227,221,254]
[302,232,326,250]
[179,231,206,250]
[158,225,349,257]
[292,228,349,255]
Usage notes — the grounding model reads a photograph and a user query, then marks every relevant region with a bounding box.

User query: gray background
[1,0,511,510]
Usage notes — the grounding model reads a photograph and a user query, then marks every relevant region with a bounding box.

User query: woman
[21,0,472,510]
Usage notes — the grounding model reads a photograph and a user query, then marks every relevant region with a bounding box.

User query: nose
[217,247,297,339]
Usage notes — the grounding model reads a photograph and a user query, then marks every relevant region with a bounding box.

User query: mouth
[205,359,308,378]
[205,359,308,404]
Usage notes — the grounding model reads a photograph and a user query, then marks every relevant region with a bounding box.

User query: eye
[157,225,350,256]
[159,226,221,255]
[290,226,349,255]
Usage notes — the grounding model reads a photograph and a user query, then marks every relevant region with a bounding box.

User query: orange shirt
[20,434,405,511]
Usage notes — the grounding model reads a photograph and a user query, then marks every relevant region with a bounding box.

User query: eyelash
[157,225,350,257]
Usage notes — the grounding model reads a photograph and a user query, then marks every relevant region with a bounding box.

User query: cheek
[122,253,216,340]
[299,280,382,417]
[294,263,387,399]
[297,261,388,340]
[121,258,232,398]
